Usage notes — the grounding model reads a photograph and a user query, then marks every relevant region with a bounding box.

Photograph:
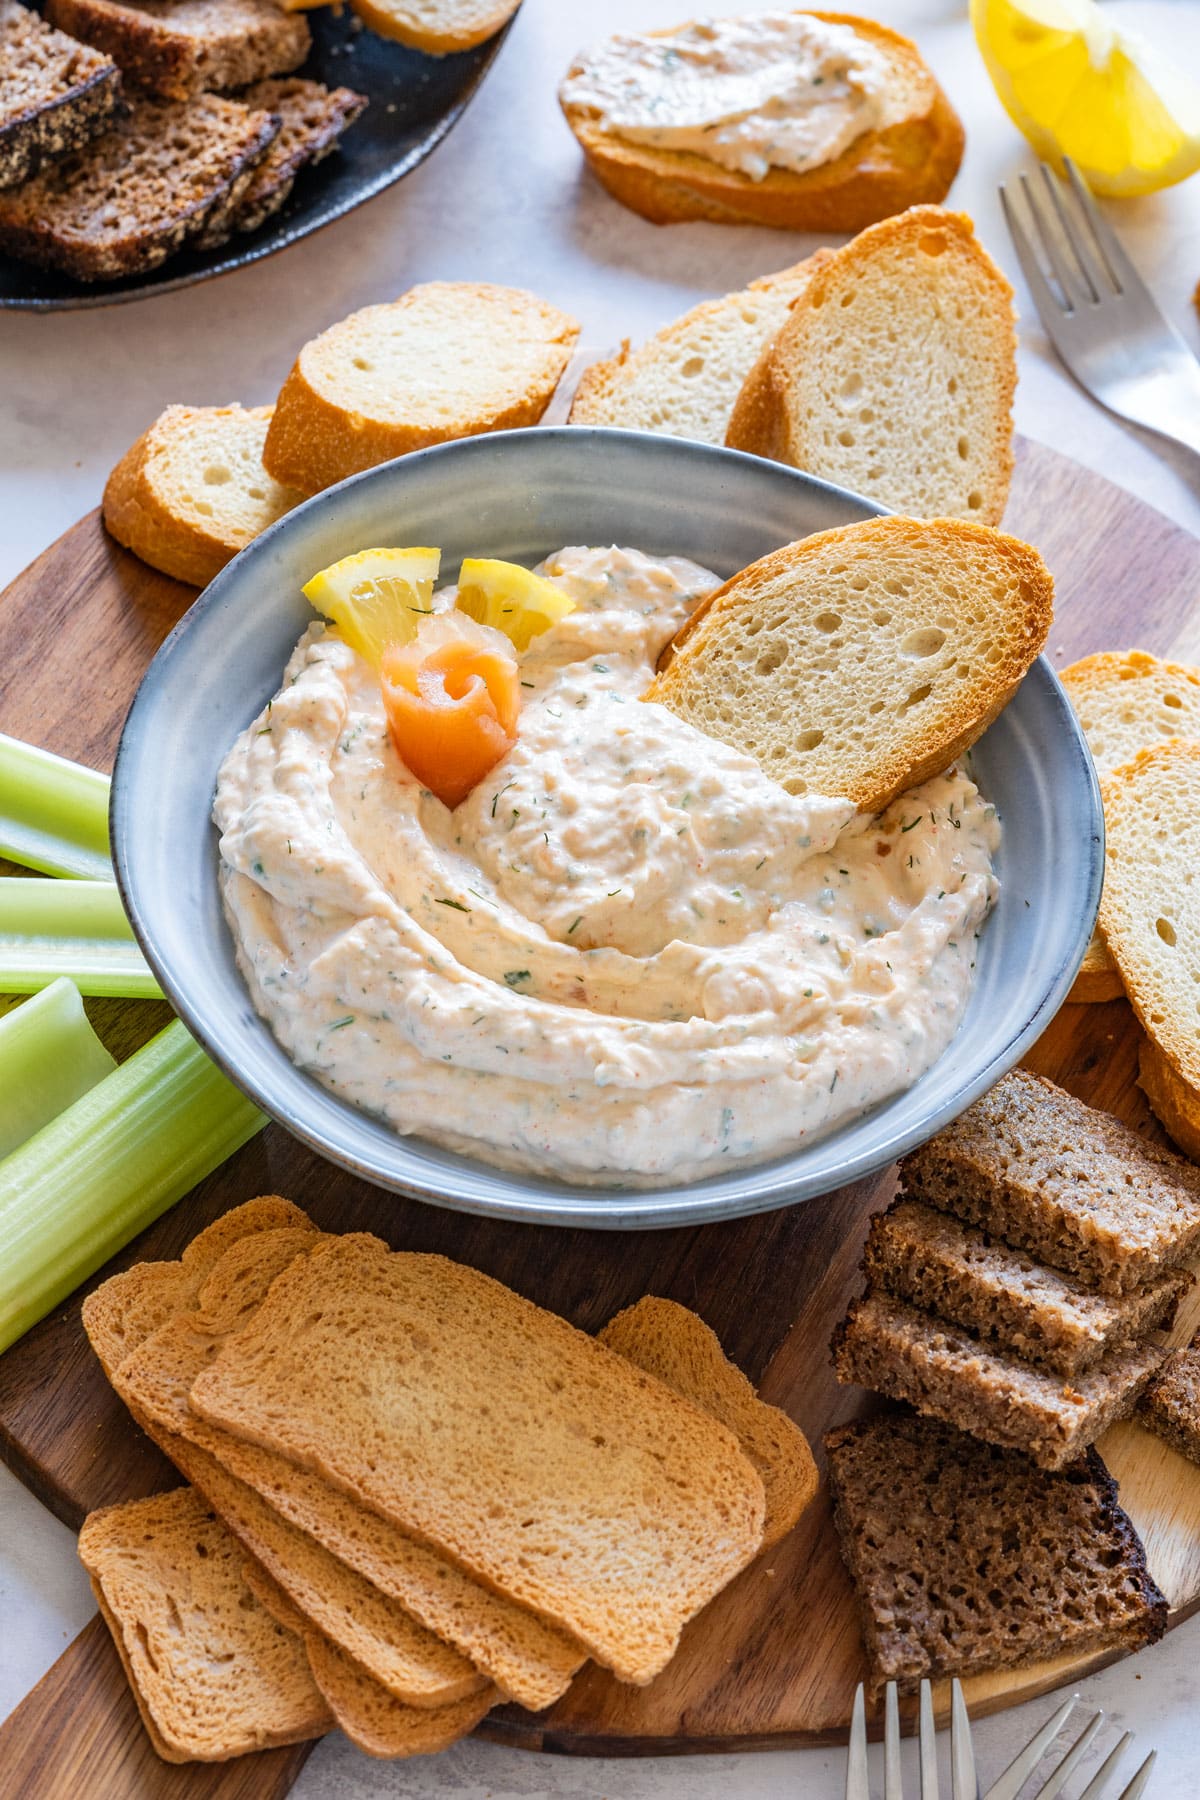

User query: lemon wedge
[972,0,1200,196]
[302,547,442,669]
[455,558,577,652]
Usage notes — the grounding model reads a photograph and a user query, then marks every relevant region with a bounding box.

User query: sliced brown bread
[567,254,832,446]
[0,92,278,280]
[865,1198,1189,1377]
[1140,1035,1200,1164]
[348,0,518,55]
[559,13,963,233]
[598,1295,816,1549]
[0,0,122,189]
[262,283,581,495]
[188,1235,766,1686]
[825,1412,1167,1697]
[1062,651,1200,1003]
[900,1068,1200,1293]
[832,1288,1164,1469]
[103,403,303,588]
[1140,1330,1200,1466]
[646,514,1052,809]
[1100,741,1200,1107]
[81,1195,316,1379]
[44,0,309,102]
[195,77,367,248]
[726,206,1016,524]
[78,1486,331,1761]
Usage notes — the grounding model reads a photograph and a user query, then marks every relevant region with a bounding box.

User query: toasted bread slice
[726,206,1016,524]
[1062,651,1200,1003]
[189,1235,766,1686]
[103,403,303,588]
[0,0,122,190]
[1102,740,1200,1099]
[79,1487,330,1761]
[0,92,278,281]
[44,0,309,102]
[262,282,580,495]
[599,1296,816,1549]
[559,12,962,232]
[195,78,367,248]
[568,253,831,445]
[647,515,1052,811]
[348,0,517,54]
[1140,1035,1200,1164]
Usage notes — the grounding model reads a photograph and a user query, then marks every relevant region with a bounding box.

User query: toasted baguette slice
[262,283,581,495]
[1101,741,1200,1100]
[826,1413,1166,1698]
[1140,1035,1200,1164]
[195,78,367,249]
[0,0,122,190]
[79,1487,331,1761]
[568,254,831,446]
[1062,652,1200,1003]
[559,12,963,233]
[0,93,278,281]
[726,207,1016,524]
[598,1296,816,1549]
[348,0,517,54]
[189,1235,766,1686]
[44,0,309,102]
[103,403,303,588]
[646,515,1051,810]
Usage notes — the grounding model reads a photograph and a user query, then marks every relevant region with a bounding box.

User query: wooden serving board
[0,438,1199,1798]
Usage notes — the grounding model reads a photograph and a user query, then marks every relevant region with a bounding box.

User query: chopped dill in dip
[214,545,999,1186]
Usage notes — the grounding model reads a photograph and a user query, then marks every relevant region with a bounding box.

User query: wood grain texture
[1,439,1199,1784]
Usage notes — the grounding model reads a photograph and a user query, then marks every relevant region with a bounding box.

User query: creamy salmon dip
[561,14,888,183]
[214,546,1000,1187]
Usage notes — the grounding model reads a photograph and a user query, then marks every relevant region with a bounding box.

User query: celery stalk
[0,735,113,881]
[0,979,116,1158]
[0,878,162,997]
[0,1019,265,1355]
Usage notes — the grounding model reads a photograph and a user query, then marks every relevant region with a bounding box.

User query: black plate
[0,7,514,310]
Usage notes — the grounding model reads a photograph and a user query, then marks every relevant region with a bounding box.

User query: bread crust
[1068,934,1124,1004]
[1140,1035,1200,1164]
[726,205,1017,526]
[560,13,964,232]
[348,0,518,55]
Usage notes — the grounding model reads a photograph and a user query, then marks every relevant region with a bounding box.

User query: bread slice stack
[832,1068,1200,1468]
[82,1199,816,1763]
[725,206,1017,524]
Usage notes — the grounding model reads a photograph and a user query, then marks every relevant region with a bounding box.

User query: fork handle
[1104,359,1200,460]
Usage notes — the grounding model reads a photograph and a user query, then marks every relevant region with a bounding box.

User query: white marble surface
[1,0,1199,1793]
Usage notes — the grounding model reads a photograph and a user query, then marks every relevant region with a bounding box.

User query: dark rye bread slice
[0,91,278,280]
[44,0,309,103]
[195,77,367,250]
[831,1289,1163,1469]
[1140,1331,1200,1467]
[0,0,122,189]
[865,1198,1189,1377]
[900,1067,1200,1295]
[825,1412,1167,1698]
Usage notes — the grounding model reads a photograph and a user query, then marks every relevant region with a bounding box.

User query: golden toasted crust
[1067,934,1124,1004]
[649,515,1053,814]
[726,206,1016,526]
[1140,1036,1200,1164]
[262,283,580,495]
[347,0,517,54]
[560,13,964,232]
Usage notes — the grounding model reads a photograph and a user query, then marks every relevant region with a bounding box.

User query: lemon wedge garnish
[302,547,442,669]
[455,558,577,652]
[972,0,1200,196]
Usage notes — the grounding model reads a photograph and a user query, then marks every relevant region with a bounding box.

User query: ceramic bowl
[111,428,1102,1229]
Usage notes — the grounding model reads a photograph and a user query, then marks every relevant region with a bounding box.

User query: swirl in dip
[214,545,1000,1186]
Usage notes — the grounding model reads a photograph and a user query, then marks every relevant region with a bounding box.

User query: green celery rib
[0,735,113,881]
[0,1019,265,1355]
[0,979,116,1159]
[0,878,162,997]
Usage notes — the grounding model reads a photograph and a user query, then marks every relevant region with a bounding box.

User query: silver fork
[846,1679,1157,1800]
[999,158,1200,460]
